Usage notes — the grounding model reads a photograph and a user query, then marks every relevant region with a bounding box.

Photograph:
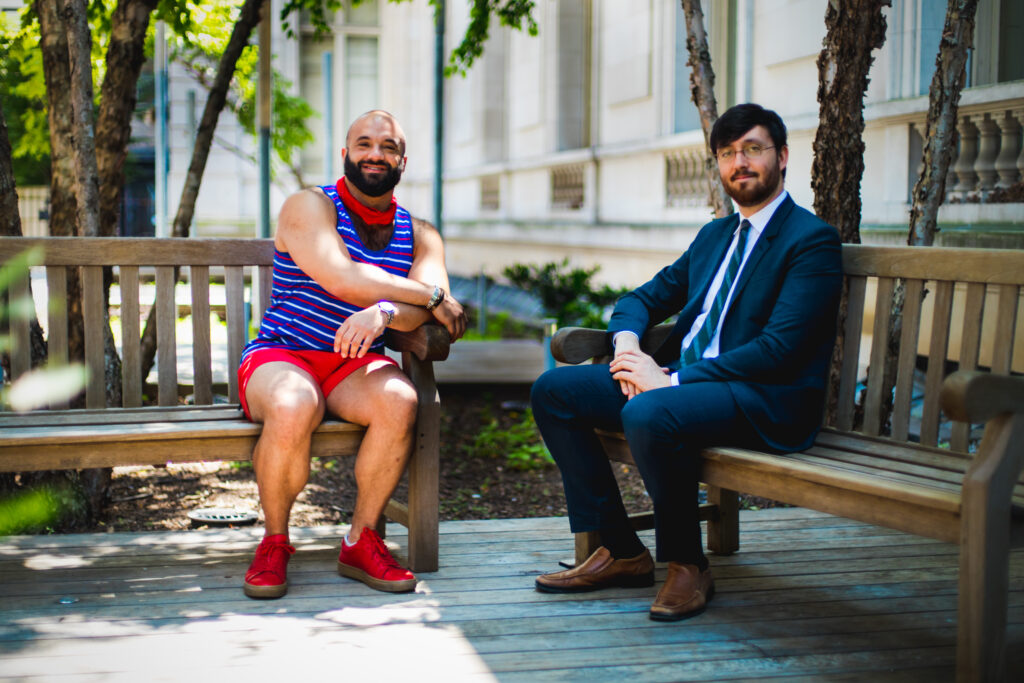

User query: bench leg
[404,354,440,573]
[955,413,1024,682]
[707,486,739,555]
[574,531,602,566]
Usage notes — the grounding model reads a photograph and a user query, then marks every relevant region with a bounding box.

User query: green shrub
[464,407,553,471]
[503,259,628,328]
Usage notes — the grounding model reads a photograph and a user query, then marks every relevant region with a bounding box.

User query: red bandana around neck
[336,178,398,226]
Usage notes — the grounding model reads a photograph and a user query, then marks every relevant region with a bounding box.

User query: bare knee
[371,377,419,429]
[257,387,324,435]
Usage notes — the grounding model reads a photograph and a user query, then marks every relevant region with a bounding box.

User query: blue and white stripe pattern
[241,184,415,361]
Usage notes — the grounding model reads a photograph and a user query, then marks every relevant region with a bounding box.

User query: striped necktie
[681,219,751,366]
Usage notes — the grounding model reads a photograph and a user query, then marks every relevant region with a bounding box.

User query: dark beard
[722,160,783,209]
[344,155,403,197]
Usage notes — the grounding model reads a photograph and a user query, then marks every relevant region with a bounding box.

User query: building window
[480,175,500,212]
[557,0,590,152]
[673,1,729,134]
[551,164,585,210]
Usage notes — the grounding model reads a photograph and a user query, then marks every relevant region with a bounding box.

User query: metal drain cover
[187,507,258,527]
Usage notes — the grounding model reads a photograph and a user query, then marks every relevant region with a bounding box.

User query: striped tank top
[241,184,415,360]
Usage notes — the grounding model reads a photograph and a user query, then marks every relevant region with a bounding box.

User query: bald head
[345,110,407,156]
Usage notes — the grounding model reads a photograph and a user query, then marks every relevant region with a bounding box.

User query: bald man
[238,111,467,599]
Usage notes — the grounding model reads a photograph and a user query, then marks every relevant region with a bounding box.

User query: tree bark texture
[60,0,102,240]
[680,0,733,219]
[812,0,889,427]
[35,0,85,361]
[139,0,264,380]
[907,0,978,247]
[97,0,159,239]
[0,102,48,368]
[876,0,980,433]
[812,0,889,243]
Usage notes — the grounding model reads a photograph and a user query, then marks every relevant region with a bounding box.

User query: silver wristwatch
[377,300,397,326]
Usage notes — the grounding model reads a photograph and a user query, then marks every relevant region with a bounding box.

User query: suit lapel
[731,195,794,300]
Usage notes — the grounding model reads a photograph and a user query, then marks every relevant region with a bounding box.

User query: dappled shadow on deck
[1,510,1022,681]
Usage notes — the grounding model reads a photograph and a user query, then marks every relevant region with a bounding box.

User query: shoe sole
[534,571,655,594]
[337,561,416,593]
[243,581,288,599]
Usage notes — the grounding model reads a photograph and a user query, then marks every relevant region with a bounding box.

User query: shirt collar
[737,190,788,238]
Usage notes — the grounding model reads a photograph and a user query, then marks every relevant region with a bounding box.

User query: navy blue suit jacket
[607,194,842,452]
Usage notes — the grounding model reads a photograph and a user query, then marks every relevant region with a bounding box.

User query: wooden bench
[0,236,449,572]
[550,244,1024,682]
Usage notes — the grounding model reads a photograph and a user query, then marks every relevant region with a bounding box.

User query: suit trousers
[531,363,761,564]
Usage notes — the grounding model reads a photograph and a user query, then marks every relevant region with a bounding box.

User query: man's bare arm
[276,189,437,308]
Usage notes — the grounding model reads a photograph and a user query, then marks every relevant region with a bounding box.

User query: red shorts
[237,347,398,420]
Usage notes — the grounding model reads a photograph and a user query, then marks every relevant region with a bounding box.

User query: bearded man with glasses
[531,103,843,621]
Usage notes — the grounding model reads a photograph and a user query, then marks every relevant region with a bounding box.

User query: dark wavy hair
[709,103,787,154]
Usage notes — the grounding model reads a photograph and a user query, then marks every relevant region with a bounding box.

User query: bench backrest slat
[891,278,925,442]
[862,275,896,437]
[950,282,987,451]
[992,284,1020,375]
[82,266,106,409]
[45,267,70,409]
[920,280,955,447]
[257,264,272,327]
[190,266,213,406]
[119,265,142,408]
[9,271,32,380]
[155,266,178,406]
[836,275,868,432]
[0,237,275,266]
[225,266,246,403]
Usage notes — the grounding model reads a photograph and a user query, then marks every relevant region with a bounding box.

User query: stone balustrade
[913,104,1024,203]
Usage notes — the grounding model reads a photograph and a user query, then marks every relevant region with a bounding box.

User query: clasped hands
[333,290,467,358]
[611,334,672,399]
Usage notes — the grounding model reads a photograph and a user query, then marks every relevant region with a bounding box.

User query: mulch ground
[96,383,656,532]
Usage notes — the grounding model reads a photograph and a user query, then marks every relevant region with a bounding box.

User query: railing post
[994,110,1021,190]
[952,116,980,201]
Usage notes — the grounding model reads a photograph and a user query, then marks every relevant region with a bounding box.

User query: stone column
[973,113,1001,197]
[952,116,980,200]
[994,110,1022,190]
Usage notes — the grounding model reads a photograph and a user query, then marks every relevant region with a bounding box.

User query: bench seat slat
[814,430,973,471]
[0,417,364,446]
[796,448,975,495]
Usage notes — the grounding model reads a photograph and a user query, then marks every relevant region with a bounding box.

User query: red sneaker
[243,534,295,599]
[337,529,417,593]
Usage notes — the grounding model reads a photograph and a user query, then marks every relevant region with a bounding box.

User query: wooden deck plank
[0,511,1021,682]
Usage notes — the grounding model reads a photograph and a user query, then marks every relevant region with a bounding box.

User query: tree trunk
[907,0,978,247]
[36,0,84,363]
[97,0,159,239]
[139,0,264,380]
[61,0,120,511]
[812,0,889,427]
[94,0,158,403]
[62,0,101,240]
[680,0,733,219]
[877,0,980,433]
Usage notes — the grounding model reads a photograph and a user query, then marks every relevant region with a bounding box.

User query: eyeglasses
[716,144,775,163]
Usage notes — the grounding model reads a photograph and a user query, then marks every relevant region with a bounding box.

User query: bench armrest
[550,323,676,364]
[385,324,451,362]
[550,327,611,364]
[940,370,1024,423]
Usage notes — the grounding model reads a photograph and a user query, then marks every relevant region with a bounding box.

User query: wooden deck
[1,509,1022,682]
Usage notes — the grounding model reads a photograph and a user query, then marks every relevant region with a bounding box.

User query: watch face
[379,301,398,314]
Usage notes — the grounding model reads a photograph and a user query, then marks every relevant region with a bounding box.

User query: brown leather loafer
[649,562,714,621]
[535,546,654,593]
